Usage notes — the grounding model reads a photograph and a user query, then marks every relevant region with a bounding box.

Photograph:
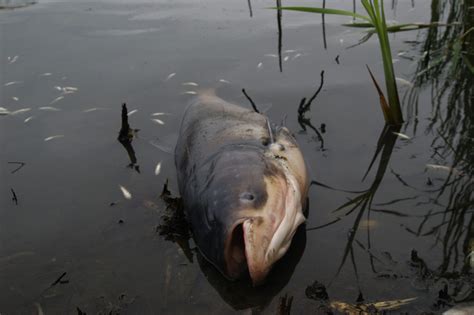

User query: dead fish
[396,77,414,88]
[182,91,197,95]
[283,49,297,53]
[41,72,53,76]
[283,56,289,62]
[39,106,61,111]
[152,118,165,125]
[8,55,19,64]
[154,162,162,175]
[4,81,22,87]
[165,73,176,81]
[63,86,78,92]
[426,164,462,175]
[119,185,132,199]
[264,54,278,58]
[24,116,34,123]
[10,108,31,115]
[393,132,411,140]
[50,96,64,104]
[257,62,263,69]
[54,86,63,91]
[175,89,309,285]
[34,303,44,315]
[12,97,19,101]
[44,135,64,141]
[151,112,168,116]
[127,109,138,116]
[443,303,474,315]
[182,82,199,87]
[0,107,10,115]
[219,79,231,84]
[83,107,108,113]
[292,53,302,60]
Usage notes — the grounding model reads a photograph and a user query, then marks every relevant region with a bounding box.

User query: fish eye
[240,192,255,201]
[261,138,270,146]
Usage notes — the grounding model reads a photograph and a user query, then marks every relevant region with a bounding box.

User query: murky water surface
[1,0,472,314]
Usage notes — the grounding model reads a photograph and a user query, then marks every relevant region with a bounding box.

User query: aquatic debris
[11,188,18,205]
[50,96,64,104]
[127,109,138,116]
[426,164,462,175]
[50,272,68,287]
[149,139,173,154]
[12,97,19,101]
[41,72,52,76]
[83,107,108,113]
[10,108,31,115]
[165,72,176,81]
[39,106,61,111]
[218,79,230,84]
[24,116,34,123]
[8,55,19,64]
[264,54,278,58]
[396,77,414,88]
[181,91,197,95]
[44,135,64,141]
[330,297,417,313]
[257,62,263,69]
[182,82,198,87]
[119,185,132,200]
[4,81,22,87]
[152,118,165,125]
[283,56,289,61]
[154,162,162,175]
[7,161,26,174]
[392,132,411,140]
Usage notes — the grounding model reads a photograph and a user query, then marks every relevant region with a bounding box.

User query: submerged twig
[7,161,26,174]
[11,188,18,205]
[242,89,260,113]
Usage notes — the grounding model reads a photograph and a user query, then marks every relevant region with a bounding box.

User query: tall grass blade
[366,66,393,124]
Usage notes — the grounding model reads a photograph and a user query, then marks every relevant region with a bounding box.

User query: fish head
[201,131,308,285]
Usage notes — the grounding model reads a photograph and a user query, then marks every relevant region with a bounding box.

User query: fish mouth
[224,173,305,285]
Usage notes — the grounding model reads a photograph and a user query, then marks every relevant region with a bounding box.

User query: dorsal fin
[266,119,275,144]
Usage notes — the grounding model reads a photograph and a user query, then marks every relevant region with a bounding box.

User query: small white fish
[83,107,107,113]
[0,107,10,115]
[283,49,297,53]
[396,77,414,88]
[182,82,199,87]
[39,106,61,111]
[397,51,407,56]
[119,185,132,200]
[154,162,162,175]
[264,54,278,58]
[151,112,168,116]
[54,86,62,91]
[63,86,78,92]
[12,97,19,101]
[4,81,22,87]
[152,118,165,125]
[24,116,34,123]
[41,72,53,76]
[8,55,19,64]
[426,164,460,174]
[34,303,44,315]
[257,62,263,69]
[44,135,64,141]
[182,91,197,95]
[62,90,76,95]
[392,132,411,140]
[10,108,31,115]
[219,79,231,84]
[283,56,289,62]
[339,38,344,45]
[165,72,176,81]
[50,96,64,104]
[292,53,302,60]
[127,109,138,116]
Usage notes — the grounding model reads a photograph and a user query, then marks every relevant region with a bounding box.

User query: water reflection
[276,0,283,72]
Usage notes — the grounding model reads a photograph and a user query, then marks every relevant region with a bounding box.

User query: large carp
[175,90,309,285]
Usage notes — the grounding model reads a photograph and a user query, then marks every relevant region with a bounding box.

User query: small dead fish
[63,86,78,92]
[50,96,64,104]
[10,108,31,115]
[396,77,414,88]
[182,91,197,95]
[127,109,138,116]
[24,116,34,123]
[283,56,289,62]
[339,38,344,45]
[257,62,263,69]
[292,53,302,60]
[0,107,10,115]
[283,49,297,53]
[4,81,22,87]
[426,164,461,175]
[219,79,230,84]
[44,135,64,141]
[39,106,61,111]
[62,90,75,95]
[165,72,176,81]
[119,185,132,199]
[34,303,44,315]
[12,97,19,101]
[8,55,19,64]
[154,162,162,175]
[83,107,107,113]
[151,112,168,116]
[182,82,199,87]
[41,72,53,76]
[264,54,278,58]
[393,132,411,140]
[54,86,63,91]
[152,118,165,125]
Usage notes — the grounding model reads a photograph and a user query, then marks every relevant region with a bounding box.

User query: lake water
[1,0,472,314]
